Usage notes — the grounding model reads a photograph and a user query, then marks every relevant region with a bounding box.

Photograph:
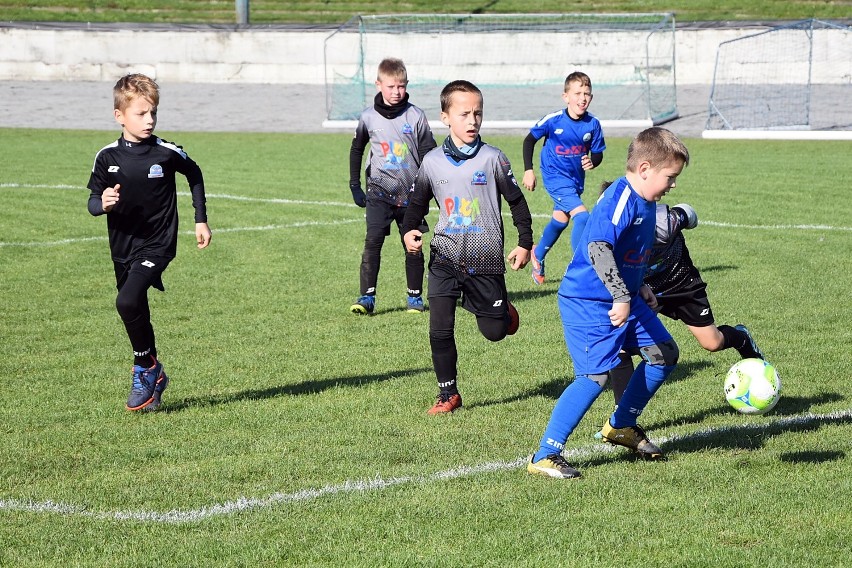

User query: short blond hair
[376,58,408,84]
[626,127,690,172]
[113,73,159,111]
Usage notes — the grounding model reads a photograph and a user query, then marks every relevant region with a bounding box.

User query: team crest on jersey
[444,195,483,234]
[583,132,592,143]
[471,171,487,185]
[147,164,164,178]
[402,123,413,134]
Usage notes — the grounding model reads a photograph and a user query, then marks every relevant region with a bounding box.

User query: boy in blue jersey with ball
[522,71,605,285]
[528,127,689,479]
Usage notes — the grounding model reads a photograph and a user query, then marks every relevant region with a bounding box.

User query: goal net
[704,19,852,140]
[323,13,678,129]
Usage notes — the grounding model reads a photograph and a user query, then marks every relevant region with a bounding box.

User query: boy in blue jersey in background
[527,127,689,479]
[522,71,605,285]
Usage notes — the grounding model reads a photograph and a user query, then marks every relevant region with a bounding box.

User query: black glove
[350,183,366,208]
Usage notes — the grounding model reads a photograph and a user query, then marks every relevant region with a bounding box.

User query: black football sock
[718,325,755,358]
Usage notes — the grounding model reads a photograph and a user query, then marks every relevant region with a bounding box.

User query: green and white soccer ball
[724,358,781,415]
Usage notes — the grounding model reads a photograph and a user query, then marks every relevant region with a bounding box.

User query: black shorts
[656,277,714,327]
[366,199,428,237]
[114,256,171,292]
[427,258,508,318]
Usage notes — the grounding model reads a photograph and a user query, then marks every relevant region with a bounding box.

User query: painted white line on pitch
[1,409,849,524]
[5,183,852,232]
[0,182,81,190]
[701,220,852,232]
[0,220,359,248]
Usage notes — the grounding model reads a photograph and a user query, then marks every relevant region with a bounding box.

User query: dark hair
[440,80,482,112]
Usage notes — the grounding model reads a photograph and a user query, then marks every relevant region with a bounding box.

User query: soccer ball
[724,358,781,415]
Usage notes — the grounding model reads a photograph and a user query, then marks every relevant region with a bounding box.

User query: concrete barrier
[1,21,827,86]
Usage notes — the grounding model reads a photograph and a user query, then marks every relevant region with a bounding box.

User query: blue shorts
[559,295,672,376]
[545,185,585,214]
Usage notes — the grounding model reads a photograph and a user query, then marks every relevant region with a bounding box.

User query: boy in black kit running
[402,80,533,414]
[87,73,211,411]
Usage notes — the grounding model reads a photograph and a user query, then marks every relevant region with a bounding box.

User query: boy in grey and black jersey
[348,58,436,315]
[403,80,533,415]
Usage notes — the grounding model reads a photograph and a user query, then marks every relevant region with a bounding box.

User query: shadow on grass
[696,264,738,274]
[659,407,852,455]
[779,450,846,464]
[364,286,556,314]
[576,406,852,470]
[467,359,714,411]
[508,287,563,303]
[645,392,846,431]
[162,367,431,412]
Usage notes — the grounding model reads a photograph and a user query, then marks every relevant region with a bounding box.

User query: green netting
[324,13,677,125]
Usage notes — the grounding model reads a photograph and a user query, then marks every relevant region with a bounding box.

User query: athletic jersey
[529,109,605,192]
[351,99,435,207]
[411,140,527,275]
[645,204,701,296]
[560,176,656,304]
[87,135,207,264]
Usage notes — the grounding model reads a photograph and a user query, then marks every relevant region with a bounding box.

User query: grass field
[1,128,851,566]
[0,0,849,24]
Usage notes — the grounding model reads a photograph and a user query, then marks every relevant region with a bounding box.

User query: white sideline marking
[7,182,852,230]
[1,409,849,524]
[701,220,852,232]
[0,220,359,247]
[2,183,851,247]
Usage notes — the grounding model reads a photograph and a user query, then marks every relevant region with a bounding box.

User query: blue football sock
[535,217,569,262]
[570,210,590,253]
[533,375,603,462]
[610,362,676,428]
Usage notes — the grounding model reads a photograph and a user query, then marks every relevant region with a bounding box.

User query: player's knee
[477,317,506,342]
[429,326,454,343]
[115,294,142,322]
[364,231,385,250]
[640,340,679,366]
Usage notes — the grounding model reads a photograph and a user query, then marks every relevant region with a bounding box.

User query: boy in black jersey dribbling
[87,74,211,411]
